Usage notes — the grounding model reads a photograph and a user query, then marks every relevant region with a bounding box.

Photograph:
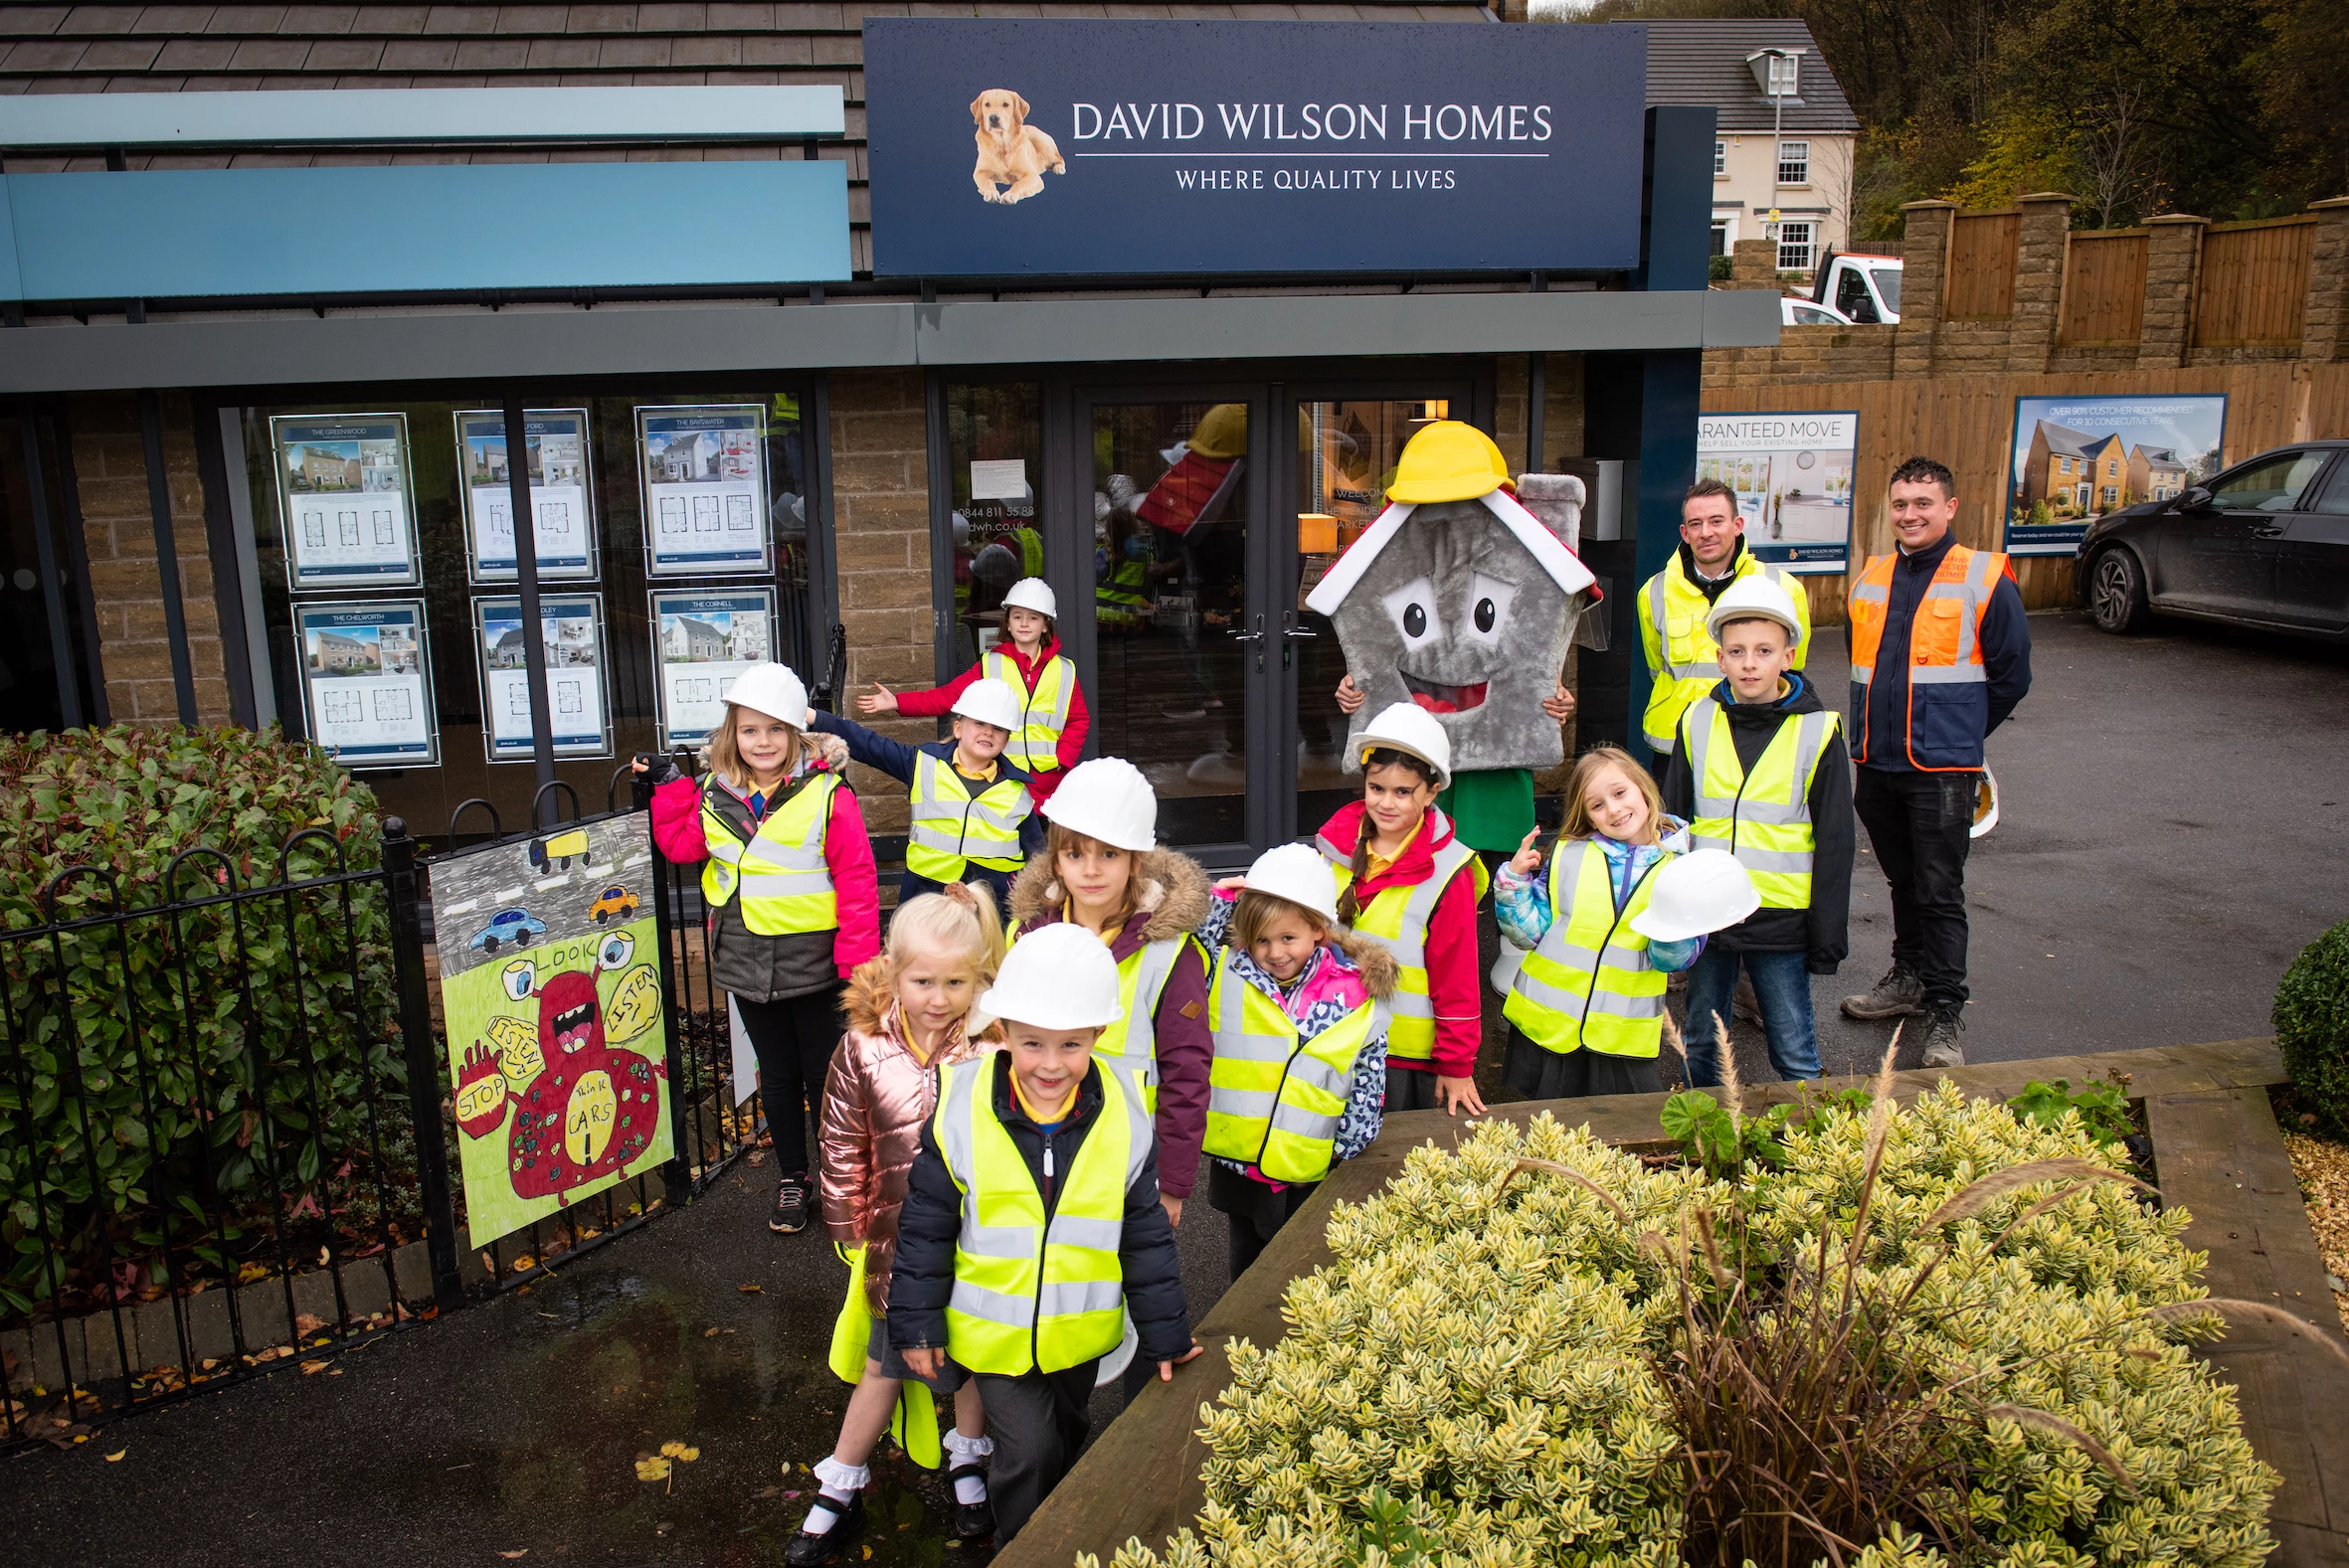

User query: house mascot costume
[1306,421,1599,780]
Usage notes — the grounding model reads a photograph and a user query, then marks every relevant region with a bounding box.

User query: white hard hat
[1705,574,1804,649]
[1001,577,1058,619]
[982,922,1126,1031]
[1041,757,1158,852]
[1970,766,2000,839]
[1628,848,1760,942]
[1355,701,1453,791]
[951,676,1025,733]
[1240,842,1341,925]
[723,662,809,730]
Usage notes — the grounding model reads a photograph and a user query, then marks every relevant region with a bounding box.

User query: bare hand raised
[1508,827,1543,877]
[1542,682,1577,722]
[855,682,899,717]
[1334,675,1365,716]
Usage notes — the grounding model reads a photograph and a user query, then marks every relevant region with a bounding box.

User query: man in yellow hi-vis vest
[888,927,1201,1549]
[1637,478,1812,764]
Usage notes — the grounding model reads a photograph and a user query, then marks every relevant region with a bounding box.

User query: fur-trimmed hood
[1330,928,1400,999]
[1006,844,1212,949]
[842,956,898,1038]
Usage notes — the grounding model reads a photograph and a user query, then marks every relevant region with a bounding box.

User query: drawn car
[589,885,639,925]
[529,827,592,873]
[469,907,547,954]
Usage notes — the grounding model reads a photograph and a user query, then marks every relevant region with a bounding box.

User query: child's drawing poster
[429,812,672,1249]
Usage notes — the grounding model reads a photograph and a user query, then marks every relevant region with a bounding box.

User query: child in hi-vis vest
[853,577,1088,803]
[1315,703,1489,1119]
[1199,844,1397,1281]
[812,675,1044,915]
[638,662,879,1238]
[888,925,1199,1547]
[788,886,1002,1567]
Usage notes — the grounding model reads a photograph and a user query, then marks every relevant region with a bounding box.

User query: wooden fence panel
[1945,211,2022,320]
[2058,230,2149,345]
[2195,218,2315,347]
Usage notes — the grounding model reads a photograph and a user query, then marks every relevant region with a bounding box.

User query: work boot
[1840,962,1925,1020]
[1920,1007,1965,1069]
[771,1174,812,1235]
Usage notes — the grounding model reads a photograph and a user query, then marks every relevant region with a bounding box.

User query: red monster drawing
[453,931,666,1200]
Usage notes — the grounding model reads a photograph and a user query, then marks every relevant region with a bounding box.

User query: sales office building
[0,4,1774,865]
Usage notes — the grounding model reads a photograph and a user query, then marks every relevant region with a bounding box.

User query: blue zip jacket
[807,709,1046,903]
[1854,531,2032,773]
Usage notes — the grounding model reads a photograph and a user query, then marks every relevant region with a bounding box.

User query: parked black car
[2075,439,2349,640]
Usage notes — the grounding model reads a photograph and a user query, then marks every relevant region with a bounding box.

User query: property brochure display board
[649,588,779,752]
[473,593,614,762]
[2004,394,2229,556]
[636,405,771,577]
[270,413,420,590]
[293,599,437,767]
[428,812,673,1248]
[1696,411,1859,575]
[454,409,598,583]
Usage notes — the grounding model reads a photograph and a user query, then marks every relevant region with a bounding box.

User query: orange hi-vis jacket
[1847,542,2013,772]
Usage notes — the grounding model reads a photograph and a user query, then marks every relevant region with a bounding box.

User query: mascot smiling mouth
[1401,671,1490,715]
[551,998,597,1053]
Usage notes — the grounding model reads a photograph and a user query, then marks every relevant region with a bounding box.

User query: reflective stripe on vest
[1319,827,1490,1063]
[1007,927,1191,1115]
[1502,839,1669,1059]
[1847,544,2005,688]
[905,752,1032,881]
[1682,697,1839,910]
[981,650,1074,776]
[1201,963,1383,1184]
[699,774,841,936]
[933,1056,1150,1376]
[1640,555,1811,752]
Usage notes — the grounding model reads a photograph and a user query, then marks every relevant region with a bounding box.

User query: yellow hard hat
[1386,421,1509,504]
[1186,403,1250,460]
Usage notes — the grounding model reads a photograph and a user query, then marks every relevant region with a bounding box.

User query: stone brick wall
[67,393,232,727]
[824,369,933,840]
[1703,323,1895,389]
[1493,352,1587,475]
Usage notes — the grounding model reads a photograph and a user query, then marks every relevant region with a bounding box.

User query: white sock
[803,1456,869,1533]
[942,1429,992,1502]
[954,1471,989,1503]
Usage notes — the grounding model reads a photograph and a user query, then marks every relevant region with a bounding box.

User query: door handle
[1228,625,1265,642]
[2255,524,2288,539]
[1283,627,1316,638]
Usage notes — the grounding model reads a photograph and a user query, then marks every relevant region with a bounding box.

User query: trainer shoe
[784,1488,864,1566]
[1920,1008,1965,1069]
[1840,962,1925,1020]
[771,1174,812,1235]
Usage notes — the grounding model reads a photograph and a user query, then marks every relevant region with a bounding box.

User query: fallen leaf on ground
[658,1440,700,1462]
[736,1283,762,1294]
[634,1457,672,1482]
[299,1360,329,1376]
[703,1327,719,1338]
[512,1256,535,1273]
[104,1450,126,1463]
[294,1312,327,1336]
[498,1553,528,1560]
[754,1485,779,1500]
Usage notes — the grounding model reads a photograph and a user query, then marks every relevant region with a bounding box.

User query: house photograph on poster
[2006,395,2228,556]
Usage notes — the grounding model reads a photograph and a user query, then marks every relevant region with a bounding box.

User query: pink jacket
[647,734,880,976]
[892,635,1090,796]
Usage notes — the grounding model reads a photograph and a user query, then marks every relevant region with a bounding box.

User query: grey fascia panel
[0,87,847,149]
[0,290,1775,394]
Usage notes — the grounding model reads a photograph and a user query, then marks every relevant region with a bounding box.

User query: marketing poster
[271,414,420,590]
[649,588,778,751]
[455,409,598,583]
[473,594,613,762]
[293,599,437,767]
[1696,411,1859,574]
[636,405,770,577]
[2005,395,2228,556]
[428,813,671,1248]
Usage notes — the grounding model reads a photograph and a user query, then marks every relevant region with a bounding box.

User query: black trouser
[733,989,841,1179]
[1853,767,1979,1015]
[1210,1162,1319,1281]
[974,1361,1100,1546]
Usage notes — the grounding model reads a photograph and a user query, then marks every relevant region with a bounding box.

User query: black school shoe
[783,1489,864,1566]
[771,1174,812,1235]
[947,1462,994,1539]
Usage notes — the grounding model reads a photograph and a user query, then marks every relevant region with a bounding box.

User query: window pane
[943,383,1044,671]
[2212,451,2327,512]
[1776,222,1814,271]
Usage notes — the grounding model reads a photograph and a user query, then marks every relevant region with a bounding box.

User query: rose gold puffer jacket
[818,959,995,1314]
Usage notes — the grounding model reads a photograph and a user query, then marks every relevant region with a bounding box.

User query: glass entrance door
[1062,380,1473,861]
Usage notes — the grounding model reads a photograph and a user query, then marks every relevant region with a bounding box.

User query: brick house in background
[1631,19,1859,279]
[2128,444,2193,504]
[2021,420,2128,516]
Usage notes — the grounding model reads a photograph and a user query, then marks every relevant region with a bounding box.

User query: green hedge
[0,726,406,1316]
[2277,918,2349,1138]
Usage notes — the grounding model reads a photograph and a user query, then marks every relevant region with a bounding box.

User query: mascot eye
[599,932,635,971]
[1475,600,1496,632]
[1380,577,1440,647]
[1462,573,1518,645]
[501,960,536,1001]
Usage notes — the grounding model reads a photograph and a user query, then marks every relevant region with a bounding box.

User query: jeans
[1682,947,1822,1086]
[1853,766,1978,1014]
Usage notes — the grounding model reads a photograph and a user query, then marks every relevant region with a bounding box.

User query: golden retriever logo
[971,88,1064,205]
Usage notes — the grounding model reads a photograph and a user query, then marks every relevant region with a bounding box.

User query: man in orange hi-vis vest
[1839,456,2033,1069]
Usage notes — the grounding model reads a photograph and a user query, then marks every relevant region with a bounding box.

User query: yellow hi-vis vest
[1202,962,1384,1184]
[1680,696,1840,911]
[1639,553,1811,753]
[905,752,1031,882]
[698,773,841,936]
[980,649,1074,777]
[1318,823,1489,1064]
[1503,839,1671,1059]
[934,1056,1151,1376]
[1007,927,1199,1115]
